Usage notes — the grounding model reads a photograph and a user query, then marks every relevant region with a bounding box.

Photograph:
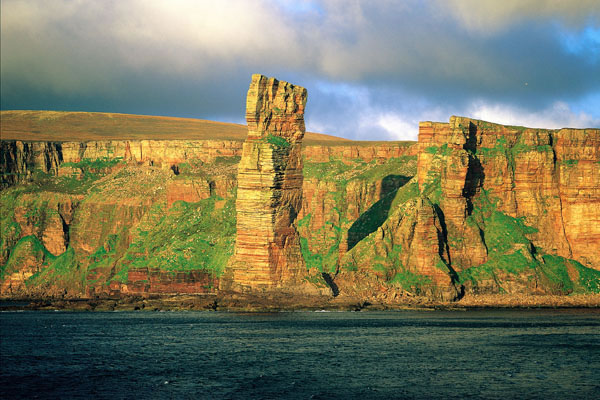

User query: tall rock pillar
[230,74,308,289]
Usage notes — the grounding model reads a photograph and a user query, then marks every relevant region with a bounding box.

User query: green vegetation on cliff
[114,196,236,278]
[457,189,600,295]
[62,157,124,171]
[390,270,433,292]
[1,236,53,279]
[2,119,600,300]
[26,247,85,293]
[0,154,238,296]
[266,134,291,149]
[298,155,418,276]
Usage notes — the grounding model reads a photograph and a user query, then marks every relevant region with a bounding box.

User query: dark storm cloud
[1,0,599,140]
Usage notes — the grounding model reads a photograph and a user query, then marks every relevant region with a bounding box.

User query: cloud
[305,81,446,140]
[465,100,600,129]
[305,79,599,140]
[1,0,599,139]
[435,0,600,34]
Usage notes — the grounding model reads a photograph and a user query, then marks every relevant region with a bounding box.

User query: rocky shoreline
[2,293,599,312]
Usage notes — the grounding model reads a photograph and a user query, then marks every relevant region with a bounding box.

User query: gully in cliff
[226,74,308,291]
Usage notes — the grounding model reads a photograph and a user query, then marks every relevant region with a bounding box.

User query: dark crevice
[550,133,558,166]
[463,153,485,215]
[78,142,87,161]
[321,272,339,297]
[432,203,464,298]
[464,121,478,152]
[462,122,485,216]
[478,226,488,256]
[455,285,465,300]
[1,141,18,188]
[432,203,451,266]
[56,143,64,164]
[530,242,538,257]
[59,213,70,248]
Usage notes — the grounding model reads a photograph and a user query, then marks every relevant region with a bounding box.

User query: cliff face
[0,142,414,296]
[228,74,308,289]
[416,117,600,272]
[1,111,599,301]
[1,139,242,188]
[338,117,600,299]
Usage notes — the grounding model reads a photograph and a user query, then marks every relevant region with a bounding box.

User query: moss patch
[389,270,433,292]
[266,134,291,149]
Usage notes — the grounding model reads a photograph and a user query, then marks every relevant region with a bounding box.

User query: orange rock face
[416,117,600,272]
[229,74,308,289]
[338,193,460,300]
[303,142,417,163]
[0,236,52,295]
[2,107,598,300]
[12,193,80,257]
[339,116,599,299]
[166,180,211,208]
[417,118,488,271]
[122,268,218,294]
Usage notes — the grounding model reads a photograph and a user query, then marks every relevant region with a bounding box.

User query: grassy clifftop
[0,110,351,144]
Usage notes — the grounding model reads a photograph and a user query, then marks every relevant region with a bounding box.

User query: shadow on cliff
[463,122,485,215]
[321,272,340,296]
[432,203,465,300]
[347,175,411,251]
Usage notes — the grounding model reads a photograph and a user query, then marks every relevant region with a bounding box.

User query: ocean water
[1,310,599,399]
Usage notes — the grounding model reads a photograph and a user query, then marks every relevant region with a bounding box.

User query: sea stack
[230,74,308,289]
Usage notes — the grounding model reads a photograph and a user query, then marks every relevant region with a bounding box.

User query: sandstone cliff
[0,137,415,297]
[1,109,599,302]
[337,117,600,300]
[0,139,242,189]
[228,74,308,290]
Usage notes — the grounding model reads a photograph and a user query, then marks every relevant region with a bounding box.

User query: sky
[1,0,599,140]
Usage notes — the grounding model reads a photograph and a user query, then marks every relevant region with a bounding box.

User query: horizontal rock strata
[1,110,599,301]
[229,74,308,289]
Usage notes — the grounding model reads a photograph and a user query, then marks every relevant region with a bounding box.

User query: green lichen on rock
[26,247,84,292]
[539,254,600,294]
[1,236,54,279]
[560,159,578,166]
[62,157,123,171]
[266,134,291,149]
[0,189,22,264]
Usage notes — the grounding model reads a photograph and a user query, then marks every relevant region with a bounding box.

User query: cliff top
[420,115,598,131]
[0,110,373,145]
[246,74,308,142]
[0,110,418,147]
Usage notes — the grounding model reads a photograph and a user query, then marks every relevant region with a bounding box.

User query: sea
[1,309,599,399]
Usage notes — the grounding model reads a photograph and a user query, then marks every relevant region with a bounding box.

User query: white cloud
[435,0,600,34]
[466,100,600,129]
[307,76,600,141]
[306,81,450,141]
[7,0,594,95]
[376,113,419,141]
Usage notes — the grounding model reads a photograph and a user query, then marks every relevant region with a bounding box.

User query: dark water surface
[1,310,599,399]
